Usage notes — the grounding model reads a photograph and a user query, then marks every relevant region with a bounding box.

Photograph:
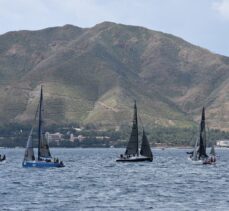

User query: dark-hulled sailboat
[0,154,6,162]
[188,107,216,165]
[116,101,153,162]
[22,86,64,168]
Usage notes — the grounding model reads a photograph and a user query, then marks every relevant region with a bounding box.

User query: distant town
[46,127,116,148]
[0,123,229,148]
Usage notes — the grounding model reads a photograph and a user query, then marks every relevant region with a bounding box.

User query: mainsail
[197,107,208,158]
[210,145,216,156]
[125,101,139,156]
[192,137,199,161]
[38,86,52,160]
[23,128,35,161]
[140,129,153,159]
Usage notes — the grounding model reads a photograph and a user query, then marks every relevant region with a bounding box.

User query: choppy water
[0,148,229,210]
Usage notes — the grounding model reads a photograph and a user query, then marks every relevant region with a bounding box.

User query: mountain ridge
[0,22,228,130]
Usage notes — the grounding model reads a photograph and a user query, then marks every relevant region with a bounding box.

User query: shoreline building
[216,140,229,148]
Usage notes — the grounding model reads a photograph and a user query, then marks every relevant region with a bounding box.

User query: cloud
[213,0,229,20]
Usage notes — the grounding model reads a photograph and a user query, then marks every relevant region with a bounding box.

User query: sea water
[0,148,229,210]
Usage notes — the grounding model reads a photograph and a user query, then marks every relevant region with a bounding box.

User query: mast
[135,101,139,156]
[202,107,207,150]
[125,100,139,156]
[38,86,43,160]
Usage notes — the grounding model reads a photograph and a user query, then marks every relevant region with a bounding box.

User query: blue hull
[22,161,64,168]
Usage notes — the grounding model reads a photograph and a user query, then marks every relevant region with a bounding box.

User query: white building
[69,134,86,142]
[46,132,62,143]
[216,140,229,147]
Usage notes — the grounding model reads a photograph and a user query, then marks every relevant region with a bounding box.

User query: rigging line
[193,116,202,148]
[206,120,211,145]
[34,101,39,121]
[30,99,40,129]
[189,127,196,145]
[138,109,144,131]
[30,86,44,132]
[192,126,200,147]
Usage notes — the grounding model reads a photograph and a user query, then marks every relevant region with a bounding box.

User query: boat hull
[190,159,204,165]
[0,155,6,162]
[22,161,64,168]
[188,157,216,165]
[116,157,153,162]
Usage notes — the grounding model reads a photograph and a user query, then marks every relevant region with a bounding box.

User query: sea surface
[0,148,229,211]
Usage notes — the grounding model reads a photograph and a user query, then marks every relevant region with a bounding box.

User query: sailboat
[0,154,6,162]
[188,107,215,165]
[116,101,153,162]
[22,86,64,168]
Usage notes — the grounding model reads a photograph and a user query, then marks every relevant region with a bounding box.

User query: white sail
[23,128,35,161]
[192,137,199,161]
[210,145,216,156]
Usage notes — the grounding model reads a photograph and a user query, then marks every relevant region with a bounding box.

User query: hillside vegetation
[0,22,228,130]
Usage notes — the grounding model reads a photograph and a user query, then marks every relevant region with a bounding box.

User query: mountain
[0,22,228,130]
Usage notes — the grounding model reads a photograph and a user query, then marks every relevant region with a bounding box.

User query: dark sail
[38,86,52,160]
[140,130,153,159]
[125,101,139,156]
[23,128,35,161]
[197,107,208,158]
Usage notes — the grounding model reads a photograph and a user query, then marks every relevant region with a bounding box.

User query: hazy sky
[1,0,229,56]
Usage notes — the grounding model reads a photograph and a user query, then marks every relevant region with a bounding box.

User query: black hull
[116,157,153,162]
[0,155,6,162]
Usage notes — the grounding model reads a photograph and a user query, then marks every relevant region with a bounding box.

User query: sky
[0,0,229,56]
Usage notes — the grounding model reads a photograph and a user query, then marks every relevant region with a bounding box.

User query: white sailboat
[188,107,216,165]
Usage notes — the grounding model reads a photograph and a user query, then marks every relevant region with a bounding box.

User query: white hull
[188,157,203,165]
[188,157,216,165]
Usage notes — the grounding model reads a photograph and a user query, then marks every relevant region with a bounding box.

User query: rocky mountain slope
[0,22,228,130]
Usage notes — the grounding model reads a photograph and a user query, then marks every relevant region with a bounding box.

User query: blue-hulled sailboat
[22,86,64,168]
